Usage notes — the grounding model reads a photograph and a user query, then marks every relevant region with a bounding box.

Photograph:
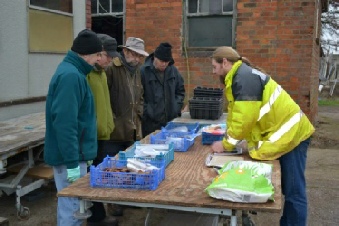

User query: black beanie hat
[71,29,102,55]
[154,42,172,62]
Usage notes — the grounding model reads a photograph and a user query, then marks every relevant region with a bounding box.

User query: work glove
[67,166,80,183]
[87,160,93,167]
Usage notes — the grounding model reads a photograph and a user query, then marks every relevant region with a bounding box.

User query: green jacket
[222,61,314,160]
[105,57,144,141]
[44,51,97,169]
[87,66,115,140]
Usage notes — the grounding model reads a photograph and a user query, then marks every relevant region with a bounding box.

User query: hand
[211,141,225,153]
[236,140,248,153]
[67,166,80,183]
[87,160,93,167]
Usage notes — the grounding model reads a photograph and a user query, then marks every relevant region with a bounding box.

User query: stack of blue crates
[150,122,199,152]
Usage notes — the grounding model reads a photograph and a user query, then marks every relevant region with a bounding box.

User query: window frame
[28,1,74,53]
[183,0,237,52]
[91,0,124,18]
[29,1,73,16]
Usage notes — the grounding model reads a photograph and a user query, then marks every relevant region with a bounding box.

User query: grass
[318,99,339,106]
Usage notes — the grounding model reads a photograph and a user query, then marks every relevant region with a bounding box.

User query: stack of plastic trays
[189,86,224,120]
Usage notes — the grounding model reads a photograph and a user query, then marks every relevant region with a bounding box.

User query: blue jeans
[279,138,310,226]
[53,162,87,226]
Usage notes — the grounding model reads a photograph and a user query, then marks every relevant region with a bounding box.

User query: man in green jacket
[86,34,119,226]
[44,29,102,226]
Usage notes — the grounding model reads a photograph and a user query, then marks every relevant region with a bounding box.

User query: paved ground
[1,105,339,226]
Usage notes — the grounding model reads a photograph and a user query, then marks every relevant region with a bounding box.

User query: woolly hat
[154,42,173,62]
[71,29,102,55]
[212,46,240,62]
[97,34,120,57]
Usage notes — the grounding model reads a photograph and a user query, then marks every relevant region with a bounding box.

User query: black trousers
[87,140,135,222]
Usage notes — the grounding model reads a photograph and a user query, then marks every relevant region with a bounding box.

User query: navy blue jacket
[140,53,185,136]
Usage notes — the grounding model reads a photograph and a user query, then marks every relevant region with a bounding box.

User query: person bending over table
[210,46,314,226]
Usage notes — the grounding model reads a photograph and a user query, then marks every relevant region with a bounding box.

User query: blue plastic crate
[118,142,174,168]
[162,122,199,137]
[202,133,224,144]
[150,131,196,152]
[90,157,165,190]
[201,124,226,145]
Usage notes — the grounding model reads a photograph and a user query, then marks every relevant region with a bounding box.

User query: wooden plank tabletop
[0,112,45,157]
[58,135,282,213]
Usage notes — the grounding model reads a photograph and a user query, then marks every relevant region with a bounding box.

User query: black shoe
[108,204,124,217]
[87,216,119,226]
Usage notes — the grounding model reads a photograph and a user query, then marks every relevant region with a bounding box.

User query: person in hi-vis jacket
[211,46,314,226]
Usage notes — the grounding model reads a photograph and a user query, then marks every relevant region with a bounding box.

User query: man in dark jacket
[140,42,185,137]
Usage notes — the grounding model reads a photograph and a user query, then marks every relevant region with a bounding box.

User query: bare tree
[321,0,339,53]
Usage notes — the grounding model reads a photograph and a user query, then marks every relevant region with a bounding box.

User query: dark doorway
[92,16,123,46]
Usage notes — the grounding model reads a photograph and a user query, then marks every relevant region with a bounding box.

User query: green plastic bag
[218,161,273,182]
[206,161,274,203]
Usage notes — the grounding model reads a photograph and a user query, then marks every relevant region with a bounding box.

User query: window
[185,0,236,48]
[91,0,124,16]
[30,0,72,14]
[91,0,125,47]
[28,0,73,53]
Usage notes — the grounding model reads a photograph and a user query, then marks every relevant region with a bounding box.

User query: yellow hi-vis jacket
[222,61,315,160]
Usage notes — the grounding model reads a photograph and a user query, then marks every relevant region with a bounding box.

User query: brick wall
[236,0,320,122]
[115,0,320,122]
[86,0,92,29]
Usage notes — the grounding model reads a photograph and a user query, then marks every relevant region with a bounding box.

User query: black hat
[154,42,172,62]
[97,34,120,58]
[71,29,102,55]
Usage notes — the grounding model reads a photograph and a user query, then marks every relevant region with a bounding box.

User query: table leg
[230,210,237,226]
[145,208,152,226]
[73,199,92,219]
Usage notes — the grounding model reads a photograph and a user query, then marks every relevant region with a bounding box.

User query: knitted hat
[97,34,120,57]
[212,46,240,62]
[154,42,172,62]
[71,29,102,55]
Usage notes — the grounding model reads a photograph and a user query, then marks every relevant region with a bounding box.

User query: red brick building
[87,0,329,122]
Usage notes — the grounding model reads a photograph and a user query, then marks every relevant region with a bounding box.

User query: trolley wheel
[74,209,92,220]
[17,205,30,220]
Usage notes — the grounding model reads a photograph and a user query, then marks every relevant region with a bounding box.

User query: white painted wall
[0,0,87,121]
[0,102,45,121]
[28,54,64,97]
[73,0,87,37]
[0,0,29,101]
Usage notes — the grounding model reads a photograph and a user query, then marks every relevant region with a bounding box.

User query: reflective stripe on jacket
[222,61,315,160]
